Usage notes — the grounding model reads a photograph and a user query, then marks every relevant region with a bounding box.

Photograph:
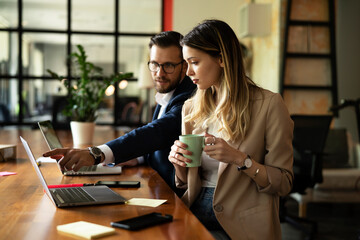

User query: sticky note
[0,172,17,176]
[57,221,115,239]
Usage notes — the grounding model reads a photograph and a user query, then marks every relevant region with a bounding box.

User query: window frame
[0,0,164,127]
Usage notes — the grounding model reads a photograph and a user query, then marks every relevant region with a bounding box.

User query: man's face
[149,45,186,93]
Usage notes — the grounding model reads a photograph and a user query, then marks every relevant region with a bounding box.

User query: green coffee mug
[179,134,204,167]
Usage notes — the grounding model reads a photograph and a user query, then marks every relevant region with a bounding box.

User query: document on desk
[36,156,56,163]
[126,198,167,208]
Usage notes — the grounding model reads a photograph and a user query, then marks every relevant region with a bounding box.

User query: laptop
[37,120,122,175]
[20,136,126,207]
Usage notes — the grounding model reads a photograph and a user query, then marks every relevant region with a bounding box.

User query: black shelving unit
[280,0,338,112]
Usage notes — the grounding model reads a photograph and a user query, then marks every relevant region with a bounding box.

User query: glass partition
[0,0,18,28]
[23,33,67,77]
[0,78,18,122]
[72,0,114,32]
[22,79,66,123]
[23,0,67,30]
[0,0,162,126]
[72,34,115,76]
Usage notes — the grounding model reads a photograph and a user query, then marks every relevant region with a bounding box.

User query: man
[43,31,196,196]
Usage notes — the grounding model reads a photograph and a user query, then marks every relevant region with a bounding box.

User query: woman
[168,19,294,240]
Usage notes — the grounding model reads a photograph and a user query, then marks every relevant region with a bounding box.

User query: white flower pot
[70,121,95,147]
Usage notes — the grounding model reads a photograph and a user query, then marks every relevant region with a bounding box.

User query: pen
[47,183,94,189]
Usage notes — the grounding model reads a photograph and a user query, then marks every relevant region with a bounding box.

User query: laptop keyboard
[52,187,95,203]
[80,165,98,171]
[65,165,98,175]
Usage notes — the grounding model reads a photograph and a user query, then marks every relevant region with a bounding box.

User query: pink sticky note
[0,172,17,176]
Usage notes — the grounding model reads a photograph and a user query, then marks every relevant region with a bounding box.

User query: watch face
[91,147,102,156]
[245,158,252,168]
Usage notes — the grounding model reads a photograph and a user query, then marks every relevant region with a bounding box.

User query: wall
[247,0,281,92]
[173,0,245,37]
[335,0,360,142]
[173,0,360,143]
[173,0,281,93]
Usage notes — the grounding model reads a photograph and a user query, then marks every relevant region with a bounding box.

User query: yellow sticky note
[57,221,115,239]
[126,198,167,207]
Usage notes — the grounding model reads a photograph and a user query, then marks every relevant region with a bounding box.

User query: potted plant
[47,44,132,146]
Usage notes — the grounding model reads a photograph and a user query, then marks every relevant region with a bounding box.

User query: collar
[155,89,175,106]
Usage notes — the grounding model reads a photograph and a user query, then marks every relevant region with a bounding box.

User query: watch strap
[88,147,102,165]
[237,154,251,171]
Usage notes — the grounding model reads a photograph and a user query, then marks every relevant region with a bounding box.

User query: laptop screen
[38,120,63,149]
[20,136,57,205]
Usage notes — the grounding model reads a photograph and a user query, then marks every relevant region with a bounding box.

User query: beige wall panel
[290,0,329,21]
[283,90,331,114]
[288,26,330,53]
[284,58,331,85]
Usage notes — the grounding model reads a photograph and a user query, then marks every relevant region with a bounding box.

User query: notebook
[37,120,122,175]
[57,221,116,239]
[20,136,126,207]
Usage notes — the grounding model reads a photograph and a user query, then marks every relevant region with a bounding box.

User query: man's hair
[149,31,183,49]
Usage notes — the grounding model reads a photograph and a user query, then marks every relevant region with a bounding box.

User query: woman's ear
[181,60,188,77]
[218,54,225,67]
[182,60,188,70]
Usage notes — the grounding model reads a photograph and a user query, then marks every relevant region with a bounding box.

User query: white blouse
[200,123,220,187]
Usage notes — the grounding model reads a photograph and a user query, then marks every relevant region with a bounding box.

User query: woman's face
[183,46,224,90]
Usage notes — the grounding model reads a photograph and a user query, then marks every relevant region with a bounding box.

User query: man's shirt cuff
[98,144,114,165]
[137,156,144,165]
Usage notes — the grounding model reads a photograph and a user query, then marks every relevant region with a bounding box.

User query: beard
[154,74,182,93]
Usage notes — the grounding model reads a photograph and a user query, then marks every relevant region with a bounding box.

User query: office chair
[330,98,360,142]
[280,114,333,240]
[121,102,139,123]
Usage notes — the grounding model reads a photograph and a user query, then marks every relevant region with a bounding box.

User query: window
[0,0,162,127]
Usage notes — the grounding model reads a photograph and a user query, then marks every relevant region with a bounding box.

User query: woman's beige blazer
[175,88,294,240]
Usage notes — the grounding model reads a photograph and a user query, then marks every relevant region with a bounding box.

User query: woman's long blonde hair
[181,19,258,142]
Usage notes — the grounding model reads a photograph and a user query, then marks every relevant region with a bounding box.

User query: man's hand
[43,148,94,172]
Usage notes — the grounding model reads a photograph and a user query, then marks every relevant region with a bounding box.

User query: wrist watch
[88,146,102,165]
[237,155,252,171]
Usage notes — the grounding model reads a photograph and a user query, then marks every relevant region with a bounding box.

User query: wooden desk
[0,127,213,240]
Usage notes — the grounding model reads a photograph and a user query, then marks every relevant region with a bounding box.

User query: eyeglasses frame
[147,60,184,74]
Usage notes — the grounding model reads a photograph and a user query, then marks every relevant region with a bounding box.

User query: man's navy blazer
[106,76,196,196]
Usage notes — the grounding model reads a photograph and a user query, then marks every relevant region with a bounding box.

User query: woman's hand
[168,140,193,167]
[203,133,246,165]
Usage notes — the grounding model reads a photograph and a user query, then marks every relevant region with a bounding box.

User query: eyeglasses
[147,60,184,74]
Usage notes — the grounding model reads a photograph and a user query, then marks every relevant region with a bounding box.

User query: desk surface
[0,127,213,240]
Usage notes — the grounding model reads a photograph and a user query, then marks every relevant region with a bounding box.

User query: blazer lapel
[152,105,161,120]
[218,162,228,176]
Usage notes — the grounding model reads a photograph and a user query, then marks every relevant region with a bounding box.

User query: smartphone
[111,212,173,230]
[95,180,140,188]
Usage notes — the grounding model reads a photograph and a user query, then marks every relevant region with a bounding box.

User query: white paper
[126,198,167,207]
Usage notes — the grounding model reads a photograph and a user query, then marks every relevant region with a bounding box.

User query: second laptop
[38,120,122,176]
